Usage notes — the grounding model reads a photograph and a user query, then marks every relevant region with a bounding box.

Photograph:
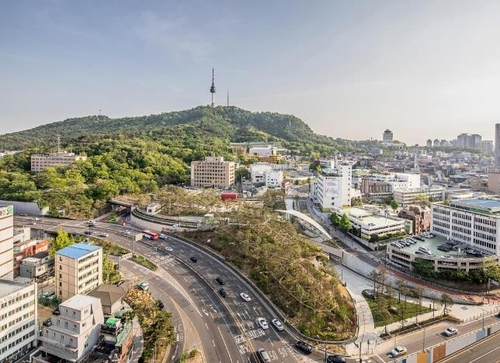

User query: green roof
[105,317,120,327]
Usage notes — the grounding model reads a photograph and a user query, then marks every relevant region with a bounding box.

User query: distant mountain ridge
[0,106,335,151]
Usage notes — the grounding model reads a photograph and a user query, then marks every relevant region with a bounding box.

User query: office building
[393,186,445,207]
[431,198,500,256]
[37,294,104,362]
[0,205,14,280]
[56,243,103,301]
[0,280,38,362]
[190,156,235,188]
[31,152,87,172]
[249,163,283,188]
[310,162,353,210]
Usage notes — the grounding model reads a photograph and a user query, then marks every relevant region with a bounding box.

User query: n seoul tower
[210,68,216,108]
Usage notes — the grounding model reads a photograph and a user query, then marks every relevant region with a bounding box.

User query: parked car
[164,246,173,252]
[388,346,407,358]
[190,256,198,263]
[326,355,346,363]
[443,327,458,336]
[215,277,225,285]
[295,341,313,354]
[271,318,284,331]
[239,292,251,302]
[256,317,269,330]
[218,288,227,298]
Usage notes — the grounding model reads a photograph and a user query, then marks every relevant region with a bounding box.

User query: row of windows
[78,260,99,273]
[0,321,35,342]
[452,212,472,220]
[0,311,35,332]
[473,232,497,242]
[472,239,496,250]
[475,217,496,226]
[0,330,35,354]
[475,225,496,234]
[0,291,34,309]
[451,232,471,242]
[0,301,34,321]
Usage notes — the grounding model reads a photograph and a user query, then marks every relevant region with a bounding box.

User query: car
[165,246,173,252]
[159,233,168,239]
[84,230,92,235]
[388,346,407,358]
[271,318,284,331]
[256,317,269,330]
[257,348,271,362]
[157,300,165,309]
[218,288,227,298]
[137,281,149,291]
[215,277,226,285]
[190,256,197,263]
[443,327,458,336]
[98,232,109,237]
[295,341,313,354]
[239,292,251,302]
[326,355,346,363]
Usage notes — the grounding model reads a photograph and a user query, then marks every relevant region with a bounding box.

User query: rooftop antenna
[210,68,216,107]
[227,90,229,107]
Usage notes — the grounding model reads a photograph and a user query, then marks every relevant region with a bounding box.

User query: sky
[1,0,500,145]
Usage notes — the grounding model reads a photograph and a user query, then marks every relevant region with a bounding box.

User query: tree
[330,212,340,228]
[395,279,406,303]
[339,213,351,234]
[440,293,454,315]
[50,229,74,256]
[390,199,399,211]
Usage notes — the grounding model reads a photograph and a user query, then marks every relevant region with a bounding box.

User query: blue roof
[453,198,500,213]
[58,243,101,259]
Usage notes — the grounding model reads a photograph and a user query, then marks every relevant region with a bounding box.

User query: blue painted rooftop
[58,243,101,259]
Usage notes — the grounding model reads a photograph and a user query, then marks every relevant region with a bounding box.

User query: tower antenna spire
[210,68,216,107]
[227,90,229,107]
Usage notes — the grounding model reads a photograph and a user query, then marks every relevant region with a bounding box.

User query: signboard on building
[325,180,339,197]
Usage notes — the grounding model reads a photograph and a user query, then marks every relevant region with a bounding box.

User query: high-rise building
[190,156,236,188]
[0,205,14,280]
[310,162,353,210]
[382,129,393,144]
[426,139,432,147]
[56,243,103,301]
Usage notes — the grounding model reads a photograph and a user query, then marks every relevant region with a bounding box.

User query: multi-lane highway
[21,216,328,363]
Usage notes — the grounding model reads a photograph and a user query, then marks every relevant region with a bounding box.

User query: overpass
[275,209,331,240]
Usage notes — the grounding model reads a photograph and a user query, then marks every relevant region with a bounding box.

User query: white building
[249,163,283,187]
[0,280,37,362]
[370,173,421,190]
[38,294,104,362]
[431,198,500,256]
[56,243,103,301]
[31,152,87,172]
[311,162,353,210]
[0,205,14,280]
[393,186,445,207]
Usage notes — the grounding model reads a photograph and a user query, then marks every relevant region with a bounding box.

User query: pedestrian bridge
[275,209,331,240]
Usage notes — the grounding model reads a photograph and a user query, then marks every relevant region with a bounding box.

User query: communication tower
[210,68,216,107]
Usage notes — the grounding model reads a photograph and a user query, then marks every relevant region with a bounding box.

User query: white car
[271,318,284,331]
[239,293,251,302]
[443,327,458,336]
[388,346,407,358]
[159,233,168,239]
[256,317,269,330]
[98,232,109,237]
[165,246,173,252]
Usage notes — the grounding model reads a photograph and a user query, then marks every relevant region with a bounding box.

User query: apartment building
[431,198,500,256]
[56,243,103,301]
[31,151,87,172]
[249,163,283,188]
[37,294,104,362]
[0,205,14,280]
[190,156,236,188]
[0,280,37,362]
[310,162,353,210]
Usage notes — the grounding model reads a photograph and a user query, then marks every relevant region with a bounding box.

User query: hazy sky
[1,1,500,145]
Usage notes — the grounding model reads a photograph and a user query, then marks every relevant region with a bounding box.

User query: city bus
[142,230,159,240]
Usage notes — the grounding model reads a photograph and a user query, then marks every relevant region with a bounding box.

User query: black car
[157,300,165,310]
[295,341,313,355]
[215,277,225,285]
[218,288,227,298]
[327,355,346,363]
[84,230,92,235]
[190,256,198,263]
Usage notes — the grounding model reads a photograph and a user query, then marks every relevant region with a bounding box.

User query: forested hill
[0,106,341,152]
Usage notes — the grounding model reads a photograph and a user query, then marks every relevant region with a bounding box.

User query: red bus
[142,230,159,240]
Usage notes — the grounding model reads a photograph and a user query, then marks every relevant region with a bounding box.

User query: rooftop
[451,198,500,214]
[0,280,33,299]
[57,242,101,259]
[61,294,101,310]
